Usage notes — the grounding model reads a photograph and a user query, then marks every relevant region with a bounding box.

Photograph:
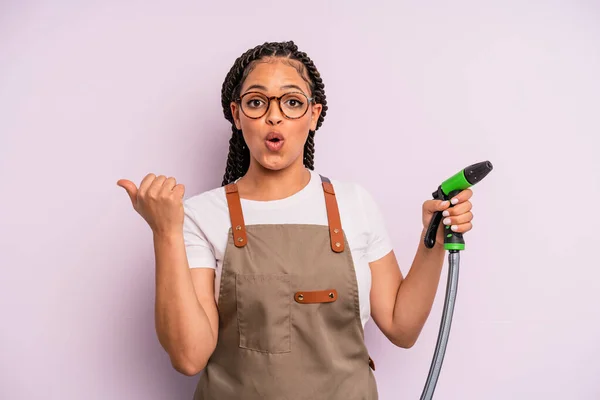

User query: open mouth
[266,132,284,141]
[265,133,284,151]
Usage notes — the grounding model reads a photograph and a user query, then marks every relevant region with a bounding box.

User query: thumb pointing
[117,179,138,206]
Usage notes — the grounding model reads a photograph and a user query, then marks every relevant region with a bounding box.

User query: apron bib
[194,175,377,399]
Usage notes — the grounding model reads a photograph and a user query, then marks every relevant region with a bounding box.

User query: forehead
[240,58,311,94]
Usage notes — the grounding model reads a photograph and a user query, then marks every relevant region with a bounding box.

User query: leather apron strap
[319,175,345,253]
[224,183,247,247]
[224,174,345,253]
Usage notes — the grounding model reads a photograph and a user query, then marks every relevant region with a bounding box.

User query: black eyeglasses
[236,91,314,119]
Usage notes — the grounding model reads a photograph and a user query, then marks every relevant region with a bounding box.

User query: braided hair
[220,41,328,186]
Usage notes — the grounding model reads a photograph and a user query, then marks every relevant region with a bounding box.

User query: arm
[154,232,219,375]
[369,189,474,348]
[369,233,445,348]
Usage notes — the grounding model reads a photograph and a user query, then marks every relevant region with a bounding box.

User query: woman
[117,41,474,399]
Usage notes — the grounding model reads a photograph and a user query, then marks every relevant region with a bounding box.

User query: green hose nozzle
[424,161,493,251]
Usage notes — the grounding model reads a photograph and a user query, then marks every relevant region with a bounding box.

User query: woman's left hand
[422,189,474,245]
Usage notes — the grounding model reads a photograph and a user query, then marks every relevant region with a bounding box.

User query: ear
[230,102,241,130]
[309,103,323,131]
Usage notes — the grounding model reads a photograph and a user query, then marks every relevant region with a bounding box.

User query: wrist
[153,229,183,242]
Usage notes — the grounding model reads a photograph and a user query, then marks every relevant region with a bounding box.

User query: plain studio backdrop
[1,1,598,399]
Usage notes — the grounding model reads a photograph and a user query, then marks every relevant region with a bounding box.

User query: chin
[259,160,288,171]
[257,155,295,172]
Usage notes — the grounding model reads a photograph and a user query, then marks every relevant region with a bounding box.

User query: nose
[265,98,283,125]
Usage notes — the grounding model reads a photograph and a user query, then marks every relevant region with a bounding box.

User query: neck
[237,159,311,201]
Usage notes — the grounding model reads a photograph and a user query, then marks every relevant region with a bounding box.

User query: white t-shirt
[182,168,393,327]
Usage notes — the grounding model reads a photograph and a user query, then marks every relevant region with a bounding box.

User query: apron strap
[224,183,247,248]
[320,175,345,253]
[224,175,344,252]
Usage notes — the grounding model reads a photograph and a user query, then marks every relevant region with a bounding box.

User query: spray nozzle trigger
[424,186,447,249]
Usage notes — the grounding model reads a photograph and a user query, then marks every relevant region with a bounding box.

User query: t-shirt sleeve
[356,184,394,262]
[183,201,217,269]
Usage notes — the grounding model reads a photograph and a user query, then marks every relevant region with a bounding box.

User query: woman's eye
[246,99,265,108]
[285,99,304,108]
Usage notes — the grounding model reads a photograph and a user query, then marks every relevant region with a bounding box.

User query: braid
[220,41,328,185]
[303,130,316,170]
[221,126,250,186]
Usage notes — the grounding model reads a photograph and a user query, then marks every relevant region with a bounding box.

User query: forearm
[391,229,446,347]
[153,232,215,374]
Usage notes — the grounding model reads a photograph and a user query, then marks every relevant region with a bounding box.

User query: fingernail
[443,218,451,225]
[451,225,458,231]
[451,198,459,205]
[442,210,450,217]
[441,201,449,207]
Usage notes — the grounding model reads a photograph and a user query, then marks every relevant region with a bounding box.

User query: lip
[265,131,285,152]
[266,131,284,141]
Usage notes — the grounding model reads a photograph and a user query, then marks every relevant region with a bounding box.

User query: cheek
[297,114,314,133]
[239,119,261,139]
[291,119,312,142]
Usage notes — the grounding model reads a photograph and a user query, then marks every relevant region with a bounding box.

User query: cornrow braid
[220,41,328,186]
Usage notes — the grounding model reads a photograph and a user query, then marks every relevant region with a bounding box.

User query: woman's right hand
[117,173,186,236]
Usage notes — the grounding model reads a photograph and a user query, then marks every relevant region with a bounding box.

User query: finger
[442,211,473,227]
[148,175,167,196]
[449,221,473,233]
[450,188,473,205]
[116,179,138,206]
[173,183,185,199]
[425,199,450,213]
[161,177,177,194]
[443,200,472,216]
[139,173,157,195]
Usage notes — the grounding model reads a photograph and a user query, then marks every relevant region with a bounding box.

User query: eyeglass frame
[234,91,315,120]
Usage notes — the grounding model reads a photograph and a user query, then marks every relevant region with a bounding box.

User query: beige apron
[194,175,377,399]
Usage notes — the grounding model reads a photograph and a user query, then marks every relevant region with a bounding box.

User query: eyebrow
[243,84,307,94]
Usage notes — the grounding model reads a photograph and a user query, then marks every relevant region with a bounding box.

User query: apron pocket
[236,273,291,354]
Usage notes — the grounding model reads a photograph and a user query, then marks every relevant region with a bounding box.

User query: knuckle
[144,173,156,184]
[148,186,160,197]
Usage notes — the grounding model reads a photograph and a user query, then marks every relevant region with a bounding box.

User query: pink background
[1,1,599,399]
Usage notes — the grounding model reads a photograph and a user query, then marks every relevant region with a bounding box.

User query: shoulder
[325,174,377,210]
[324,173,388,231]
[183,185,229,226]
[317,174,378,225]
[184,185,226,210]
